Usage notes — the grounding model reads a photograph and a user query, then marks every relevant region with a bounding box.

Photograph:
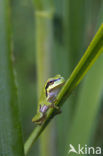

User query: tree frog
[32,75,65,125]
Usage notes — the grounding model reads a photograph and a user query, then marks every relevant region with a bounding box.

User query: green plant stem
[34,4,54,156]
[24,24,103,155]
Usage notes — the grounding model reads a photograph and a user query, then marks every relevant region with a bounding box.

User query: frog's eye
[45,80,54,90]
[49,80,54,84]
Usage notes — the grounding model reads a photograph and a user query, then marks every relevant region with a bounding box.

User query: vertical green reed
[36,13,53,156]
[0,0,24,155]
[33,1,54,156]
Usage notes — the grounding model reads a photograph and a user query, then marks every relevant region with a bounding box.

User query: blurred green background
[1,0,103,156]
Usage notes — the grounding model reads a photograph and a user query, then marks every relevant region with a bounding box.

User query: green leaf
[0,0,24,155]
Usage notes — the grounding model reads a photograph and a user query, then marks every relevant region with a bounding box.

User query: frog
[32,75,65,125]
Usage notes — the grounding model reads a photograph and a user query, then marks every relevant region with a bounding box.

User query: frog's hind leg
[35,115,46,125]
[32,112,46,125]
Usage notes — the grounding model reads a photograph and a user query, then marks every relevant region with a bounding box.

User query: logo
[68,144,101,155]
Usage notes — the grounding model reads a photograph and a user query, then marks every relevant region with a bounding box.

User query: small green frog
[32,75,65,125]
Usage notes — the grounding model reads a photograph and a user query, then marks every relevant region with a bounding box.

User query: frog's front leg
[49,102,61,115]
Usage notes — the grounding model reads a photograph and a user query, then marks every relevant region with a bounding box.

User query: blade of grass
[24,24,103,155]
[0,0,24,155]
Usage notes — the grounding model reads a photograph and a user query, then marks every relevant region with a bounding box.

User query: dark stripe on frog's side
[45,80,54,97]
[45,78,61,97]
